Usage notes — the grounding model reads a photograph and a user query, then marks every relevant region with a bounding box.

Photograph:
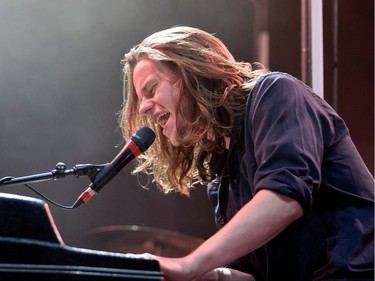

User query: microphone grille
[131,127,156,152]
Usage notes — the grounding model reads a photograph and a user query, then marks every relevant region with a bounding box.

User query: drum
[78,225,205,258]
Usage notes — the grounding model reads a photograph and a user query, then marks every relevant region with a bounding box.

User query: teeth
[156,112,170,127]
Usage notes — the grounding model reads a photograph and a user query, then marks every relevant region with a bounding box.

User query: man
[120,26,374,281]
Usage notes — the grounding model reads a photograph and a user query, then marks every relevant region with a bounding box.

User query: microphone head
[130,127,156,152]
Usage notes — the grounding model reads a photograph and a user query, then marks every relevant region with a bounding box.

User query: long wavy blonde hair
[119,26,268,194]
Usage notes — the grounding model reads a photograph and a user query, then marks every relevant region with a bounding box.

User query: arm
[157,189,304,281]
[157,75,319,280]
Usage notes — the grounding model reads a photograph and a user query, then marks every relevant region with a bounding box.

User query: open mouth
[156,112,170,127]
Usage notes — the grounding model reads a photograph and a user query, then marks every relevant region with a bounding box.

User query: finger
[123,252,157,260]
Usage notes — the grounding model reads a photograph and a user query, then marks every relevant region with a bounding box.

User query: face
[133,59,182,146]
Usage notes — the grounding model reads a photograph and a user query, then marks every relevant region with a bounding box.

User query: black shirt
[208,72,374,281]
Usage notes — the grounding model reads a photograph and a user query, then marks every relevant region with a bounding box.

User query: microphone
[72,127,155,208]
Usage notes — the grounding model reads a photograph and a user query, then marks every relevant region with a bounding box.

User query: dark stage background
[0,0,373,252]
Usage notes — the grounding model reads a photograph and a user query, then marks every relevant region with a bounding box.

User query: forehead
[133,59,174,89]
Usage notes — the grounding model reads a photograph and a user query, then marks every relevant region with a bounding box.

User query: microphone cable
[0,176,75,210]
[23,182,75,210]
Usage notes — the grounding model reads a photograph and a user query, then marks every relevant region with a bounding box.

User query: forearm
[185,189,304,278]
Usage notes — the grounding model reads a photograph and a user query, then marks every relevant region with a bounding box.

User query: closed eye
[141,81,157,98]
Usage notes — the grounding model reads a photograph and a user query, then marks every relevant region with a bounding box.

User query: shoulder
[246,72,311,119]
[252,72,310,97]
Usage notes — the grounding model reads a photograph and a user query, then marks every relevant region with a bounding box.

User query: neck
[224,136,231,150]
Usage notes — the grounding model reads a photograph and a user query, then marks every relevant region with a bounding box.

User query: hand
[157,256,194,281]
[198,268,256,281]
[124,253,196,281]
[198,268,232,281]
[157,255,255,281]
[123,253,255,281]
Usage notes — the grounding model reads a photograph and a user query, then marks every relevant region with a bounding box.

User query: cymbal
[78,225,205,258]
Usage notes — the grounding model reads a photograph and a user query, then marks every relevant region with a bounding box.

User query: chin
[169,135,181,147]
[170,139,181,147]
[164,130,180,147]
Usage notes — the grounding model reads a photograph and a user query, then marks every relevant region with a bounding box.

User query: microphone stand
[0,163,106,187]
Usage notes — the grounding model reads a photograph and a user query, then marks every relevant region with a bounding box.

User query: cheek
[171,86,182,112]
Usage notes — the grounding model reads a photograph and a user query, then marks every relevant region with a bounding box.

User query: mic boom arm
[0,163,106,187]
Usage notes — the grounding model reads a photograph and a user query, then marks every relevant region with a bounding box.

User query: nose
[138,97,153,116]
